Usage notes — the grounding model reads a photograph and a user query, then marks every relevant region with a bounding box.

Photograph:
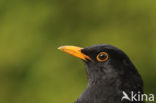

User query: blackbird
[58,44,144,103]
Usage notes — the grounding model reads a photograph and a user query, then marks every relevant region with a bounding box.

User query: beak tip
[57,46,62,50]
[57,46,65,50]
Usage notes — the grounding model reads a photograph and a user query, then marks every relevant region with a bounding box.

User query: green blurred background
[0,0,156,103]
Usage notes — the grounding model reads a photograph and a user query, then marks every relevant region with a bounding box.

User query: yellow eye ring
[96,52,109,62]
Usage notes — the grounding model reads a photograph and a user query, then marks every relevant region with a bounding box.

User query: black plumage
[58,44,144,103]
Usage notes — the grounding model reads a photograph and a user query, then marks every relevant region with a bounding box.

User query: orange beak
[58,45,91,61]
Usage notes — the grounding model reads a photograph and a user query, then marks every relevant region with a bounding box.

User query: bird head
[58,44,142,87]
[58,44,144,103]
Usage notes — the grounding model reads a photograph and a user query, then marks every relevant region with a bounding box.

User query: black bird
[58,44,144,103]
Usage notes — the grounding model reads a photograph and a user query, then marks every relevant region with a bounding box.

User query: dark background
[0,0,156,103]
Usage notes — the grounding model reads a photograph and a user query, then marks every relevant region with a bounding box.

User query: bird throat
[76,63,122,103]
[85,62,120,87]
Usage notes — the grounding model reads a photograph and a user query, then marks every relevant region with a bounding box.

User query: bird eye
[96,52,109,62]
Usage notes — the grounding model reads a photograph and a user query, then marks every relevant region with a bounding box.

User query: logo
[121,91,155,102]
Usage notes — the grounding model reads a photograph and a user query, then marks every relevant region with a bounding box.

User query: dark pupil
[99,53,106,60]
